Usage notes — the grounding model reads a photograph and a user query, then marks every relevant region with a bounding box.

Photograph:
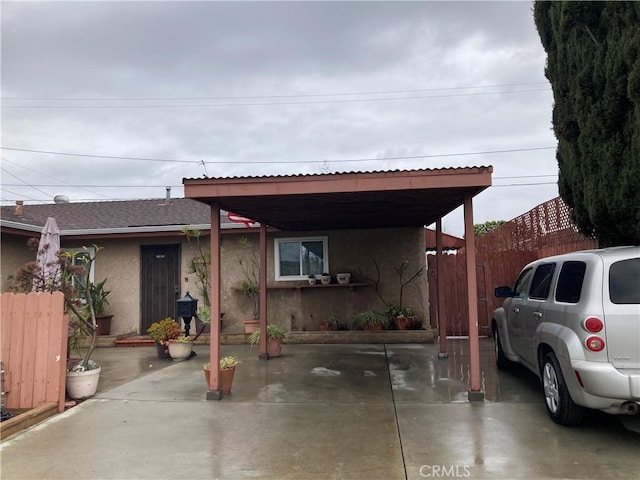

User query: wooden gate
[0,292,68,413]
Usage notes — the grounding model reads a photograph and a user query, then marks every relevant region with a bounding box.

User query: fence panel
[429,197,598,338]
[0,292,67,413]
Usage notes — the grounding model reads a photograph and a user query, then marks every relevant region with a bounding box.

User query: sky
[1,1,559,236]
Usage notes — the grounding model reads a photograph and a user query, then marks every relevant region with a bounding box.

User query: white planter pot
[168,341,193,361]
[336,273,351,284]
[320,275,331,285]
[66,367,101,400]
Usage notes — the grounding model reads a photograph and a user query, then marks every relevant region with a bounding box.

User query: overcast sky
[1,1,558,236]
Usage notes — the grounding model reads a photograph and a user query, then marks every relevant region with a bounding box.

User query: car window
[529,263,556,300]
[609,258,640,304]
[555,261,586,303]
[513,267,533,298]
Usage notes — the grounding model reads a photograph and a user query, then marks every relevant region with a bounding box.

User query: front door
[141,245,181,333]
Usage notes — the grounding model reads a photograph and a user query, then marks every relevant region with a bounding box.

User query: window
[555,261,586,303]
[513,267,533,298]
[67,247,95,290]
[609,258,640,304]
[529,263,556,300]
[275,237,328,280]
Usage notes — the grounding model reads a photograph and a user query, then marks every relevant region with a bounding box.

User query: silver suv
[492,246,640,425]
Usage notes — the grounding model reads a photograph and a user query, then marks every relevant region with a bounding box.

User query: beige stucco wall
[218,227,429,332]
[2,227,429,335]
[0,233,37,292]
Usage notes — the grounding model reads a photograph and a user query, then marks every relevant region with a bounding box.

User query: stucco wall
[0,233,37,292]
[2,227,429,335]
[218,227,429,332]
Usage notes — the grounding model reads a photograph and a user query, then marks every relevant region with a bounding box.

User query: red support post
[207,203,223,399]
[436,219,448,357]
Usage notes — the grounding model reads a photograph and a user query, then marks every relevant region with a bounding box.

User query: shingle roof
[0,198,215,233]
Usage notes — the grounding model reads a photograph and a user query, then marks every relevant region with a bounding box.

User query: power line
[2,88,550,109]
[1,164,54,198]
[0,145,556,164]
[1,156,110,198]
[2,81,549,101]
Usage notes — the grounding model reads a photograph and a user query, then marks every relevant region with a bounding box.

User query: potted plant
[203,355,238,394]
[308,274,316,285]
[59,246,105,399]
[319,272,332,285]
[147,318,183,359]
[319,316,346,331]
[81,279,112,335]
[336,272,351,284]
[239,237,261,333]
[351,310,389,331]
[248,324,286,357]
[166,334,193,361]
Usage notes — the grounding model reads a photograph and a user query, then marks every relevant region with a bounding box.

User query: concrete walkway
[1,338,639,479]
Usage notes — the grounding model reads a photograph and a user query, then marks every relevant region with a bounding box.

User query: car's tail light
[584,317,604,333]
[585,336,605,352]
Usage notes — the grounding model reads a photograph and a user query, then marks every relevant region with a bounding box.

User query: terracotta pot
[244,320,260,334]
[393,316,410,330]
[204,367,236,394]
[267,338,282,357]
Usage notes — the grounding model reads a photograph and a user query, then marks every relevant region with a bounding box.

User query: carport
[183,166,492,401]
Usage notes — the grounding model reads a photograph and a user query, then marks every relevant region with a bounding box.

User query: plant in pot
[166,334,194,362]
[351,310,389,331]
[319,272,331,285]
[203,355,238,394]
[147,317,183,359]
[248,324,286,357]
[60,246,105,399]
[79,279,113,335]
[239,236,261,333]
[319,315,347,331]
[308,274,316,285]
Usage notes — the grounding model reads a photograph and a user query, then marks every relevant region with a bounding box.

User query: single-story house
[1,182,463,337]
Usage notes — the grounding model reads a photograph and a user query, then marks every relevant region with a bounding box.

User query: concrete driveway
[1,338,638,479]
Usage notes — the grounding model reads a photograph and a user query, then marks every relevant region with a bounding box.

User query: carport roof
[183,167,493,231]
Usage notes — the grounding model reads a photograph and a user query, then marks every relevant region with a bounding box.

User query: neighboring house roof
[0,198,237,237]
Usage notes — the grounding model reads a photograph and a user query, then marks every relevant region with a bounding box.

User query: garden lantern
[177,291,198,336]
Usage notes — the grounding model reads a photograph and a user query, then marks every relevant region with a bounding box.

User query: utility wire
[3,88,550,109]
[1,165,55,198]
[2,81,549,101]
[0,146,556,164]
[1,156,110,198]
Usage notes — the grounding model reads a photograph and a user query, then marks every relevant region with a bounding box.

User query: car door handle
[533,312,543,318]
[512,307,520,313]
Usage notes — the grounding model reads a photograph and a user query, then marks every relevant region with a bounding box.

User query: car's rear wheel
[493,326,510,370]
[541,352,584,425]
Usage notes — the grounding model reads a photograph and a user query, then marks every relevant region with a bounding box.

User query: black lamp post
[176,291,198,336]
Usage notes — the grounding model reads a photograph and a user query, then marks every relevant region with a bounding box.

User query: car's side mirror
[494,286,514,298]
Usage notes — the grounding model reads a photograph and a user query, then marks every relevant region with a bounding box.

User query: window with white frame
[67,247,95,290]
[275,237,328,280]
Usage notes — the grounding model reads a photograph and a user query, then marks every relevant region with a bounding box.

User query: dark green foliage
[474,220,506,237]
[534,1,640,246]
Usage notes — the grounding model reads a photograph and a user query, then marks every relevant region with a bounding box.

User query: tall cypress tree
[534,1,640,246]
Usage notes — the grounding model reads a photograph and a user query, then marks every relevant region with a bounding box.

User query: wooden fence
[0,292,68,414]
[429,197,599,336]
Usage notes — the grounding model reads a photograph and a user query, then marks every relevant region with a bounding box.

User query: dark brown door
[141,245,181,333]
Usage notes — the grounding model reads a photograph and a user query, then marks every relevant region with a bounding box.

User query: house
[1,186,463,337]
